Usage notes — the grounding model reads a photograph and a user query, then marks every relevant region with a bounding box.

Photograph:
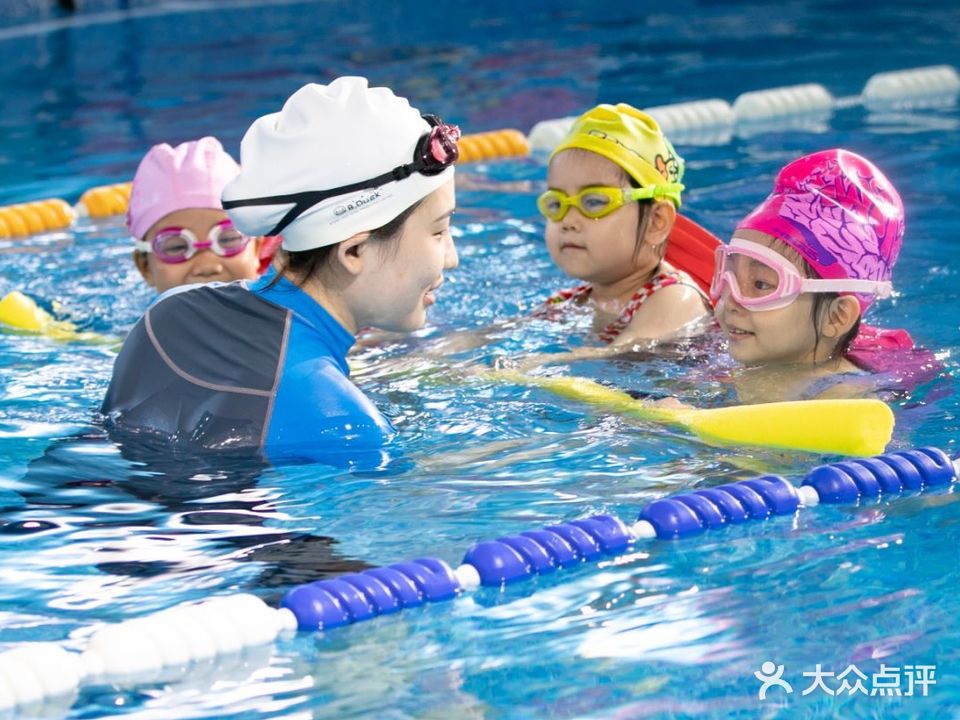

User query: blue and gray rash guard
[101,274,394,463]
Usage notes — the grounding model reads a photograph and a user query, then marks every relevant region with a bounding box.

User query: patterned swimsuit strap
[599,271,681,343]
[545,269,699,342]
[546,284,593,305]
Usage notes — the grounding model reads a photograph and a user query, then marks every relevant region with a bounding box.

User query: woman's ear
[821,295,861,339]
[645,201,677,247]
[334,232,372,276]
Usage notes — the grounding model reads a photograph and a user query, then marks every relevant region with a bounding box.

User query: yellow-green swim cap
[550,103,685,208]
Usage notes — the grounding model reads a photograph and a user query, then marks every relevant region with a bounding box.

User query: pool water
[1,1,959,717]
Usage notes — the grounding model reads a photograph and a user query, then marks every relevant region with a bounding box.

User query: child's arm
[352,316,528,373]
[501,342,652,373]
[503,288,710,372]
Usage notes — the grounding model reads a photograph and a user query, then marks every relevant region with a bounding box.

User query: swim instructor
[102,76,460,465]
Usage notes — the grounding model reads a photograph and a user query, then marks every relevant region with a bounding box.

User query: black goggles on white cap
[222,115,460,237]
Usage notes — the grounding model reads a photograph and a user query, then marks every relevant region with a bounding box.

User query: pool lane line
[0,446,956,712]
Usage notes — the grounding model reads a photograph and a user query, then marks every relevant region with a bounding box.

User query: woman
[102,77,459,465]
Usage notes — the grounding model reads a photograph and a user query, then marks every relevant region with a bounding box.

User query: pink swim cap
[737,149,904,311]
[127,137,240,241]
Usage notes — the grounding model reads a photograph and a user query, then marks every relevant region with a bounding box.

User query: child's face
[348,180,458,333]
[714,229,822,366]
[544,150,652,286]
[135,208,262,294]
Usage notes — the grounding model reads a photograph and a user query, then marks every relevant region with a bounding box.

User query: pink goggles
[710,237,893,311]
[134,220,252,264]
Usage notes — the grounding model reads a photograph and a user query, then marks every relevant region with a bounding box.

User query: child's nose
[560,208,585,229]
[190,251,225,275]
[719,293,745,314]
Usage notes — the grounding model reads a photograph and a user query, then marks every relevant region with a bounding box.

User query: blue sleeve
[265,355,395,468]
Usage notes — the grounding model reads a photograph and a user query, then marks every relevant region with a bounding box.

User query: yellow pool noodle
[498,371,894,457]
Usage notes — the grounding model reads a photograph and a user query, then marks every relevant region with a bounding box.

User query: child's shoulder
[801,369,875,401]
[635,266,709,315]
[631,275,706,312]
[614,272,711,342]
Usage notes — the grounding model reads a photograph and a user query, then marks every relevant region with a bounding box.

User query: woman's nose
[444,233,459,270]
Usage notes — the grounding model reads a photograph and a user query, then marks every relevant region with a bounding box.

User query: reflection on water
[2,427,372,619]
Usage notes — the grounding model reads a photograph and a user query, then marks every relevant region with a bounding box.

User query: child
[103,77,459,466]
[129,136,277,293]
[539,103,714,346]
[712,148,929,403]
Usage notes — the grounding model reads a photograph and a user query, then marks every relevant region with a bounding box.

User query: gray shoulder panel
[102,284,291,451]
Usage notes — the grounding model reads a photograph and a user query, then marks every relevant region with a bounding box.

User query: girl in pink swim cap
[711,148,926,402]
[128,137,277,293]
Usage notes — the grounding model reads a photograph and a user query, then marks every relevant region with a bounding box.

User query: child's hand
[493,353,554,373]
[423,329,494,356]
[648,396,694,410]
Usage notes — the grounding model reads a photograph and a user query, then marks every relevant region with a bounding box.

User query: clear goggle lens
[140,221,252,264]
[538,186,639,222]
[710,238,894,311]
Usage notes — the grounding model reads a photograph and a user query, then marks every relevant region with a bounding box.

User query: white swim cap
[222,76,457,252]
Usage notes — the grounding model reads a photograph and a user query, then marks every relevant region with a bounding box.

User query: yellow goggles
[537,184,684,222]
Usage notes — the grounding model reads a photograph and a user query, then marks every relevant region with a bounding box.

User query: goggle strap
[625,187,654,202]
[133,238,151,252]
[654,182,685,202]
[625,182,685,205]
[223,166,404,236]
[223,136,445,237]
[727,238,894,298]
[268,203,310,238]
[801,278,894,297]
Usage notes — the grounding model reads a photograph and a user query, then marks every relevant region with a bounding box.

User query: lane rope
[2,65,956,239]
[1,446,956,711]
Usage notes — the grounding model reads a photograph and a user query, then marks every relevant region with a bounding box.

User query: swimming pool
[1,0,959,717]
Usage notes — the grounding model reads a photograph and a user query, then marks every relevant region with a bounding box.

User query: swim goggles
[710,237,894,311]
[222,114,460,237]
[536,184,684,222]
[134,220,252,264]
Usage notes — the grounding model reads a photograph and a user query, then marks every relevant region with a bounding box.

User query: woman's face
[351,180,458,332]
[135,208,263,293]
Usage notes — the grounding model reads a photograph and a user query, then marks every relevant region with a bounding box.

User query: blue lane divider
[638,475,799,537]
[278,447,958,632]
[282,558,460,630]
[2,447,958,712]
[462,514,631,586]
[802,448,955,502]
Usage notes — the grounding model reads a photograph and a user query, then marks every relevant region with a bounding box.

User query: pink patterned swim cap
[128,137,240,241]
[737,149,904,311]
